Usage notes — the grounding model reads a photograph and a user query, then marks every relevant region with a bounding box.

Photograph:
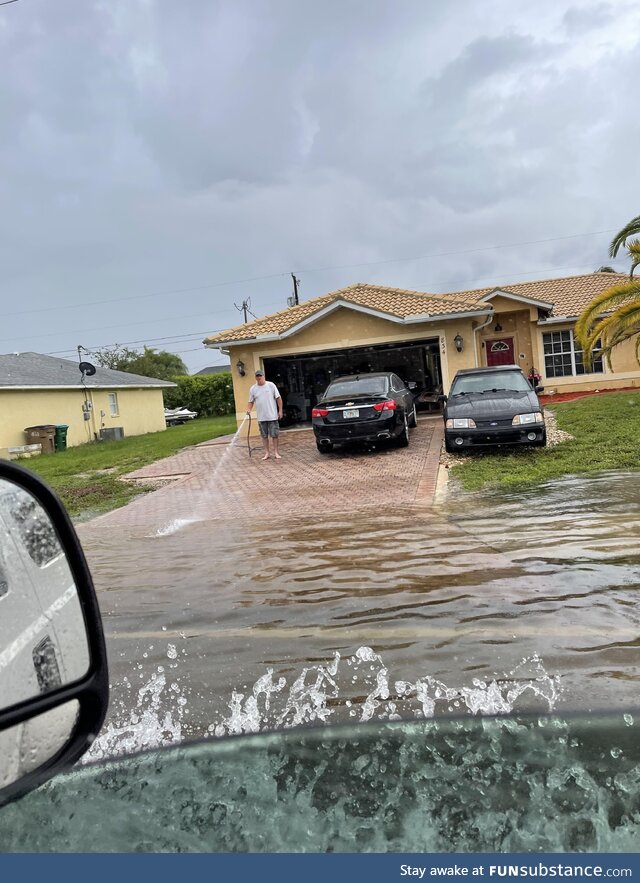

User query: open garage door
[264,338,442,425]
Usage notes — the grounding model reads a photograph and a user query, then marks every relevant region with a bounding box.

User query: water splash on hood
[85,645,561,761]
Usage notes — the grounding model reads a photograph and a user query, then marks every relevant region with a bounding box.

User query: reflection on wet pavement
[81,470,640,756]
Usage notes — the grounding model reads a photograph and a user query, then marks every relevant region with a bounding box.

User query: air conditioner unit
[99,427,125,441]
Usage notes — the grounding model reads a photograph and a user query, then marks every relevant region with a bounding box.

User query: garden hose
[246,411,262,457]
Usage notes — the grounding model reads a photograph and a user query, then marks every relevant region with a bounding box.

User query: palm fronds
[628,239,640,278]
[575,280,640,368]
[609,215,640,258]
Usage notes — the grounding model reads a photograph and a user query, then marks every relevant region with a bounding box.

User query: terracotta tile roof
[203,283,487,345]
[442,271,630,317]
[203,272,630,345]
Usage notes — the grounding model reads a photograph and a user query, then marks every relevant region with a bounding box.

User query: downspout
[89,389,99,441]
[473,311,494,367]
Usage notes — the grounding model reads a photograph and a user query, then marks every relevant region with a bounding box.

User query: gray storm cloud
[0,0,638,369]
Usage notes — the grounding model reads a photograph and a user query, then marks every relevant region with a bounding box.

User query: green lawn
[16,415,236,520]
[450,390,640,492]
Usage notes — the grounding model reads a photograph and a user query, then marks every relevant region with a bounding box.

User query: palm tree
[575,221,640,368]
[609,214,640,258]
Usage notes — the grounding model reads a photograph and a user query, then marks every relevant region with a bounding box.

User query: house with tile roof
[203,272,640,428]
[0,352,176,458]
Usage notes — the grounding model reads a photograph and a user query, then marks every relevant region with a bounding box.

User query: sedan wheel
[316,440,333,454]
[408,404,418,427]
[396,414,410,447]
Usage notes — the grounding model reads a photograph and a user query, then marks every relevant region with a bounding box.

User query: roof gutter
[204,307,493,348]
[0,383,175,391]
[402,308,491,325]
[536,316,577,325]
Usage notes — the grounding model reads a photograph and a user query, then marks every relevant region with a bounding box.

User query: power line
[292,228,617,274]
[39,258,614,359]
[3,272,290,320]
[1,305,232,345]
[1,226,618,321]
[45,330,221,356]
[0,1,20,6]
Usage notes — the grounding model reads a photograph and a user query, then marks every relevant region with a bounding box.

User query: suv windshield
[451,371,532,395]
[324,377,388,397]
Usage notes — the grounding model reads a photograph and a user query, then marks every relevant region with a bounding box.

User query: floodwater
[82,469,640,760]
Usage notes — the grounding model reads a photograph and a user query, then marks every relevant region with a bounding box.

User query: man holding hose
[246,370,283,460]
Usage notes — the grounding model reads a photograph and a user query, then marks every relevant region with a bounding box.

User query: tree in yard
[92,344,188,380]
[92,344,140,371]
[576,220,640,368]
[124,346,188,381]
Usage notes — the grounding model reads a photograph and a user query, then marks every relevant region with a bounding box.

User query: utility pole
[234,298,251,323]
[291,273,300,306]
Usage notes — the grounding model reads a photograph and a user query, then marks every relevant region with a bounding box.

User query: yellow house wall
[0,387,167,456]
[533,326,640,394]
[476,308,536,374]
[224,307,484,429]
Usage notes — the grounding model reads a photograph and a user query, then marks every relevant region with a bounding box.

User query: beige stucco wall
[0,387,168,456]
[476,308,536,374]
[532,325,640,394]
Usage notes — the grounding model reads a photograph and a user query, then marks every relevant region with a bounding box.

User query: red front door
[486,337,515,366]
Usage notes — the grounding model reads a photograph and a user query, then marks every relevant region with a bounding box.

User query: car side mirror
[535,385,544,393]
[0,460,108,807]
[407,382,418,391]
[437,394,447,403]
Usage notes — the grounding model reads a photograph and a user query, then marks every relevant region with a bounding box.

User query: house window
[108,393,119,416]
[542,330,603,378]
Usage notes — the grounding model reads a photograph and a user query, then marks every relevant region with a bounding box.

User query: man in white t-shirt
[246,370,284,460]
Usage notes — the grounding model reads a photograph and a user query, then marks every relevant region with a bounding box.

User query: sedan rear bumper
[313,415,400,444]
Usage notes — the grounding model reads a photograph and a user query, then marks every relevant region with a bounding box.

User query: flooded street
[81,469,640,760]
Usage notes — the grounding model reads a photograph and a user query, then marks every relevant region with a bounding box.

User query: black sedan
[312,372,417,453]
[441,365,546,453]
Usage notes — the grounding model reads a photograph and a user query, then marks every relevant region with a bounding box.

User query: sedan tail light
[312,407,329,417]
[372,399,397,412]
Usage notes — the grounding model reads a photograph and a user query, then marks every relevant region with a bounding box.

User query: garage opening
[264,338,442,426]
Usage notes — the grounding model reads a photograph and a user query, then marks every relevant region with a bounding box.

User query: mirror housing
[437,394,447,403]
[407,381,418,391]
[535,385,545,393]
[0,460,108,807]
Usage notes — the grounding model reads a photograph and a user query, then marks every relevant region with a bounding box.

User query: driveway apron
[83,417,444,532]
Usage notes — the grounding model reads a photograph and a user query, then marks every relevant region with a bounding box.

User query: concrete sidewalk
[84,417,444,530]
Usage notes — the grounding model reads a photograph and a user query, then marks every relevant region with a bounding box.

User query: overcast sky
[1,0,639,373]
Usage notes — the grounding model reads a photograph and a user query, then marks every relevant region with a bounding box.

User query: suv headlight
[512,412,543,425]
[446,418,477,429]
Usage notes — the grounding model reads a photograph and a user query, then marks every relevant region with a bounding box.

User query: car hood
[446,390,540,419]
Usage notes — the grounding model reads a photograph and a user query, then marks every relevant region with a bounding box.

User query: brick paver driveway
[87,417,443,530]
